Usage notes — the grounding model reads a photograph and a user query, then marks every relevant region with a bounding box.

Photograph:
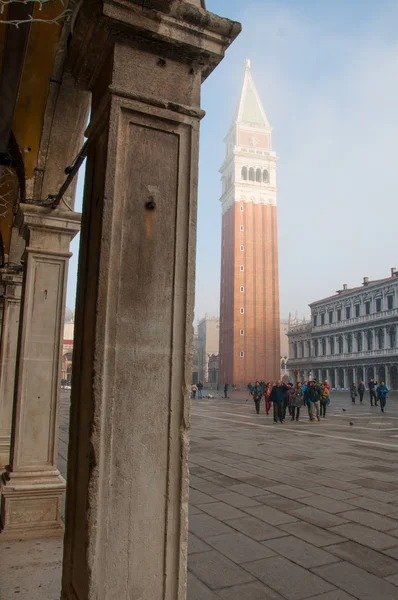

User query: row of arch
[241,167,269,183]
[307,366,398,389]
[293,327,397,358]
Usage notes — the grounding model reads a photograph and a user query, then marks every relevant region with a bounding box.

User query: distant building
[219,60,280,386]
[192,327,199,385]
[197,316,219,384]
[61,307,74,385]
[280,313,308,380]
[288,269,398,389]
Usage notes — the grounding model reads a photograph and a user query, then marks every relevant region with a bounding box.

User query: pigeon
[342,408,347,412]
[349,421,354,426]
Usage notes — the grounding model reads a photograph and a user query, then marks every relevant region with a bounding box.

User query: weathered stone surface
[189,489,217,505]
[229,483,268,497]
[338,510,398,532]
[206,532,276,563]
[329,523,398,550]
[244,555,335,599]
[326,541,398,577]
[188,550,255,589]
[300,495,355,514]
[226,516,288,541]
[189,514,235,538]
[213,491,262,508]
[243,505,298,526]
[189,534,211,555]
[264,484,314,500]
[198,501,247,521]
[280,521,347,547]
[313,561,398,599]
[264,535,339,568]
[187,573,219,600]
[290,506,349,528]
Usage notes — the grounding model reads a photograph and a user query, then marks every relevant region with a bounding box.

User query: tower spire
[236,60,269,128]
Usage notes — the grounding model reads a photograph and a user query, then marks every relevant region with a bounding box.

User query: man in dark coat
[270,381,288,424]
[368,378,378,406]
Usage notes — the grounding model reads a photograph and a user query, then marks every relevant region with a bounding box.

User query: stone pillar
[0,269,23,468]
[385,365,391,389]
[0,205,80,539]
[343,367,349,388]
[61,2,240,599]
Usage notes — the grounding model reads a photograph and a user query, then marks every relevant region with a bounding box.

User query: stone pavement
[3,390,398,599]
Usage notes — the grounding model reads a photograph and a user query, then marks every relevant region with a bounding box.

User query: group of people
[349,378,389,411]
[248,380,331,423]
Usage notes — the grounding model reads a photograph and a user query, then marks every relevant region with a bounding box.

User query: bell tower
[219,60,280,386]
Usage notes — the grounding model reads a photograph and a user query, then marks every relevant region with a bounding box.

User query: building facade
[219,60,280,386]
[197,315,219,383]
[288,270,398,389]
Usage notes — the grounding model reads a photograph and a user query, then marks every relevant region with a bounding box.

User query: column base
[0,469,65,540]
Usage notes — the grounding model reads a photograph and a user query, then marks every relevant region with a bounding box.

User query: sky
[67,0,398,323]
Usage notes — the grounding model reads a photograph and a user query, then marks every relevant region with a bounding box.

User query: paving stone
[206,532,276,563]
[189,489,217,505]
[338,510,398,532]
[305,592,356,600]
[290,506,349,528]
[326,541,398,577]
[253,494,306,513]
[385,573,398,586]
[307,486,358,501]
[243,505,298,526]
[226,516,288,541]
[344,495,398,515]
[354,487,398,504]
[197,501,247,521]
[187,572,220,600]
[263,535,339,568]
[264,484,314,499]
[313,560,398,600]
[228,483,267,497]
[189,505,203,515]
[241,475,280,488]
[216,581,285,600]
[280,521,347,547]
[244,555,335,600]
[213,491,262,508]
[300,495,355,514]
[351,479,398,492]
[329,523,398,551]
[190,481,227,496]
[188,550,255,590]
[188,514,235,539]
[189,534,212,554]
[384,546,398,560]
[389,528,398,537]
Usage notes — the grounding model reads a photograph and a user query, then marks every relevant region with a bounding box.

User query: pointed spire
[236,59,269,128]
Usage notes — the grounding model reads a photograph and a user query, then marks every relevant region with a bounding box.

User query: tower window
[240,351,244,358]
[240,329,244,335]
[240,205,244,212]
[240,265,244,272]
[240,286,244,292]
[240,308,244,314]
[256,168,261,182]
[263,169,269,183]
[249,168,255,181]
[241,166,247,181]
[240,245,244,251]
[240,225,244,232]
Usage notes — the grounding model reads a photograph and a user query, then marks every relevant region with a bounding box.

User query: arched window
[330,337,335,355]
[294,342,298,358]
[357,332,363,351]
[241,166,247,181]
[300,341,304,357]
[256,168,262,182]
[281,360,286,370]
[347,333,353,353]
[367,330,373,350]
[377,329,384,349]
[263,169,269,183]
[314,340,319,356]
[390,326,396,348]
[338,336,343,354]
[322,339,326,355]
[249,168,255,181]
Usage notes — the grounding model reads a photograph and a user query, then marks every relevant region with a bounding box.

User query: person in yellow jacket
[320,384,329,418]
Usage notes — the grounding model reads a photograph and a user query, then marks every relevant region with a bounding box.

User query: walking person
[264,382,272,415]
[308,380,321,422]
[302,381,311,420]
[368,378,378,406]
[320,383,329,418]
[376,381,389,412]
[350,382,357,404]
[197,381,203,399]
[291,382,304,421]
[251,380,263,415]
[224,383,229,399]
[358,381,365,403]
[270,380,288,424]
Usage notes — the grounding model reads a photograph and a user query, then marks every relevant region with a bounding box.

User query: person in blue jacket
[376,381,389,413]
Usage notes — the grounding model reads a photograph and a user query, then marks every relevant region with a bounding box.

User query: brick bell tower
[219,59,280,387]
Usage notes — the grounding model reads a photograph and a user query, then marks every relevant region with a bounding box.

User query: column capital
[15,204,81,255]
[68,0,241,91]
[0,268,23,290]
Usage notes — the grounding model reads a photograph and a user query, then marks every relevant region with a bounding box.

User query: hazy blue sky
[67,0,398,322]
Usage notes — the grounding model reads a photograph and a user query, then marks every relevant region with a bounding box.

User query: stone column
[61,2,240,599]
[343,368,349,388]
[385,365,391,389]
[0,269,23,468]
[0,205,80,539]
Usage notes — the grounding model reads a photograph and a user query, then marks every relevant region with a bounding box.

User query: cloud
[195,0,398,322]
